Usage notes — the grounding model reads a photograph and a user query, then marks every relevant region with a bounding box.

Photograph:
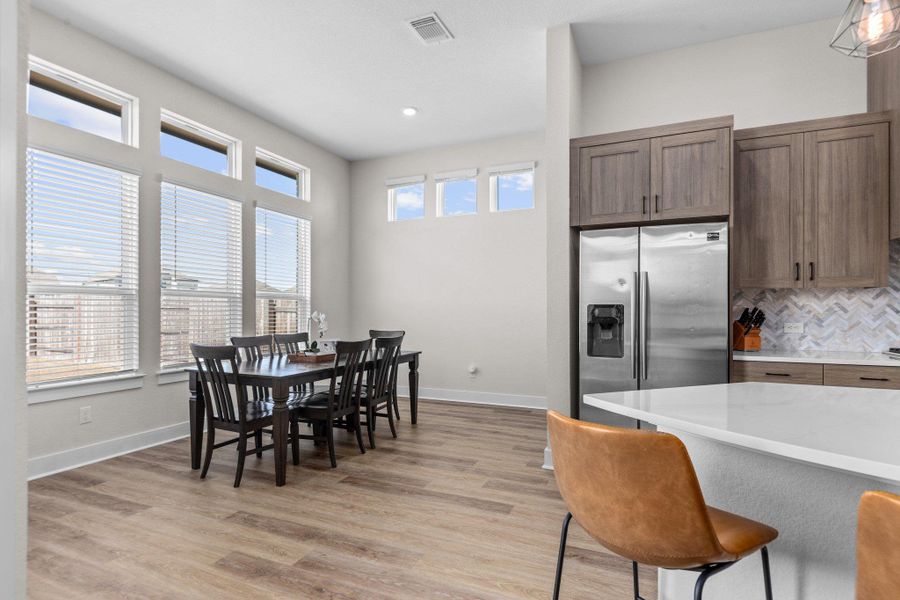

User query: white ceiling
[33,0,847,160]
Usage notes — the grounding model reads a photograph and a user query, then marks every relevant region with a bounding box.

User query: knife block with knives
[733,307,765,352]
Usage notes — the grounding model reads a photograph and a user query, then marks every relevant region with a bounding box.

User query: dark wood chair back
[369,329,405,339]
[370,334,404,401]
[274,332,309,355]
[231,335,273,401]
[191,344,247,426]
[329,339,370,417]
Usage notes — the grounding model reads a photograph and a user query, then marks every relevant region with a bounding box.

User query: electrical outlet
[783,322,804,334]
[79,406,92,424]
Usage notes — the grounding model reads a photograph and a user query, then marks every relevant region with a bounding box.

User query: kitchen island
[583,382,900,600]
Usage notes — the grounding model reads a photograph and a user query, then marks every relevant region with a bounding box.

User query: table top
[584,382,900,485]
[733,349,900,367]
[184,350,420,380]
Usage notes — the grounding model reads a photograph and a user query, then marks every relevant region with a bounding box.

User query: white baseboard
[543,446,554,470]
[396,385,546,410]
[28,421,190,480]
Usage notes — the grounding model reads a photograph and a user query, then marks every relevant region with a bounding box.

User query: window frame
[489,161,536,212]
[27,55,139,147]
[24,148,141,390]
[386,175,426,222]
[435,168,478,217]
[160,109,241,179]
[255,147,310,200]
[254,207,311,336]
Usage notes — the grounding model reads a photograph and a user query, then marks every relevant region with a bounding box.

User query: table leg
[409,355,419,425]
[272,380,290,486]
[189,371,204,470]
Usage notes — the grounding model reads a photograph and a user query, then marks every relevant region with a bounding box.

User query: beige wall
[348,133,547,407]
[580,18,866,136]
[2,0,28,595]
[27,10,351,476]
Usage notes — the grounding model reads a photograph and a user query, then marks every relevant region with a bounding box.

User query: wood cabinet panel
[733,134,804,288]
[578,140,650,226]
[866,51,900,240]
[804,123,890,288]
[823,364,900,390]
[650,127,730,220]
[732,361,823,385]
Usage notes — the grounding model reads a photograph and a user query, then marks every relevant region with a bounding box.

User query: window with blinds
[160,182,242,369]
[25,149,139,386]
[255,208,311,335]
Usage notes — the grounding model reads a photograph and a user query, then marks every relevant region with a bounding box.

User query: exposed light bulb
[857,0,896,44]
[402,107,419,117]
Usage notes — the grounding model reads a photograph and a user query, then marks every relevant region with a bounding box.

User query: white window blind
[160,182,242,369]
[25,148,139,386]
[255,207,310,335]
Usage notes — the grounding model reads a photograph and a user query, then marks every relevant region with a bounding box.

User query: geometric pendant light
[830,0,900,57]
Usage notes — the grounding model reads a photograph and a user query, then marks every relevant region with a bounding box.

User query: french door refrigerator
[579,222,729,426]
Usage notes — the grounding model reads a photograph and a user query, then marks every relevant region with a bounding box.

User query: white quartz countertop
[733,349,900,367]
[583,383,900,485]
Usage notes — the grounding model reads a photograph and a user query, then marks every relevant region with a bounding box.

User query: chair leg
[761,547,773,600]
[254,430,263,458]
[632,561,641,600]
[366,405,376,449]
[200,425,215,479]
[386,402,397,438]
[552,512,573,600]
[692,562,733,600]
[234,433,247,488]
[392,388,400,421]
[354,412,366,454]
[290,418,300,466]
[326,420,337,468]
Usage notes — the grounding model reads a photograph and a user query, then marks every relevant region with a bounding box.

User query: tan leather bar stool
[547,410,778,600]
[856,490,900,600]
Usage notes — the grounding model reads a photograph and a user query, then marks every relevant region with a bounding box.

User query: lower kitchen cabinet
[733,361,900,390]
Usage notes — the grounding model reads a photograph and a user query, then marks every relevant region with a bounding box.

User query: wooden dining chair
[274,332,309,355]
[856,490,900,600]
[191,343,296,487]
[369,329,405,420]
[547,410,777,600]
[231,334,276,457]
[290,339,370,468]
[359,334,403,448]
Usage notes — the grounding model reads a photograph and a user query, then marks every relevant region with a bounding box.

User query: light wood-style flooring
[28,400,657,599]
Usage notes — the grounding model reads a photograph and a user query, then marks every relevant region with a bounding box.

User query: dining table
[186,350,421,486]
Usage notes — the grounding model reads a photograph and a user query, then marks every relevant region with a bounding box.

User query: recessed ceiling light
[402,107,419,117]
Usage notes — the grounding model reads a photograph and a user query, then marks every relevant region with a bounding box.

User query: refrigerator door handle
[640,271,649,380]
[632,271,639,379]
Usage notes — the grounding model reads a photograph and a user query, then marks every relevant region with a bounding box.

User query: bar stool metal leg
[552,512,573,600]
[761,546,774,600]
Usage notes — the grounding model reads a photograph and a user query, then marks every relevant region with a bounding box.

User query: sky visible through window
[27,84,122,142]
[160,131,228,175]
[442,178,476,215]
[393,183,424,220]
[256,164,298,197]
[497,170,534,211]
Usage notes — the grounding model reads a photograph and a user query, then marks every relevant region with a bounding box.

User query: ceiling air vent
[408,13,454,45]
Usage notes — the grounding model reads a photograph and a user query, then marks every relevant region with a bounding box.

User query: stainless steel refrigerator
[579,222,729,426]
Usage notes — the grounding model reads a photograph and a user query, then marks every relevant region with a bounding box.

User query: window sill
[27,372,145,405]
[157,369,190,385]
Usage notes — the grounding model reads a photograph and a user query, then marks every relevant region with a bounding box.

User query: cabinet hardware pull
[765,372,791,377]
[860,377,889,382]
[655,194,659,213]
[809,262,815,281]
[642,195,647,215]
[794,262,800,281]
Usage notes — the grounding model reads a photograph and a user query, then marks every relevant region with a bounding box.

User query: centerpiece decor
[287,310,335,363]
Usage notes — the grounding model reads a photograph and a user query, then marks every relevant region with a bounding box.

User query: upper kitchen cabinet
[650,128,730,220]
[734,113,891,290]
[867,49,900,239]
[570,116,733,228]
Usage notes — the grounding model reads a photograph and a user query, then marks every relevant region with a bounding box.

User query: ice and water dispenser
[586,304,625,358]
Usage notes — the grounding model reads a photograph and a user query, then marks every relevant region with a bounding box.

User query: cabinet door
[804,124,889,288]
[733,134,804,288]
[579,139,650,226]
[650,127,730,220]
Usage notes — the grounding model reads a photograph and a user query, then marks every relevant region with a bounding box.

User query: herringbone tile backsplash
[733,241,900,352]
